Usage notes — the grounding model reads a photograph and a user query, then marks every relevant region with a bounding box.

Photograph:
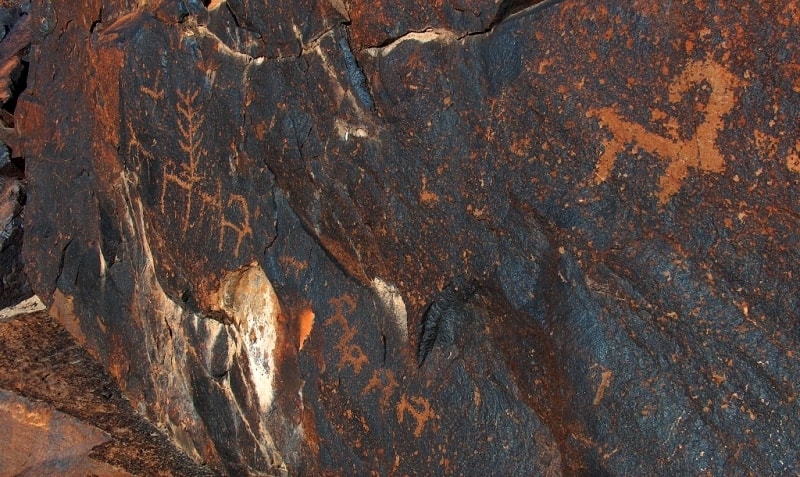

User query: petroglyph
[214,185,253,258]
[155,89,252,257]
[363,368,399,408]
[590,57,745,203]
[162,89,205,231]
[397,394,435,437]
[326,294,369,373]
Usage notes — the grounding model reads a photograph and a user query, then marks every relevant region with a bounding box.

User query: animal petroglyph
[590,57,745,203]
[326,294,369,374]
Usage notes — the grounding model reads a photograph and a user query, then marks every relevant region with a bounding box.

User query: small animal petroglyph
[590,56,745,204]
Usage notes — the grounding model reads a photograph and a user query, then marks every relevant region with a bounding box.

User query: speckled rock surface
[17,0,800,474]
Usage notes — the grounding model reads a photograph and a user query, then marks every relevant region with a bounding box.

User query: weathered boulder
[0,388,126,476]
[18,0,800,474]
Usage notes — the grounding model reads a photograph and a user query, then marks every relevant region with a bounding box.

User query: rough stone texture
[0,163,31,308]
[0,388,129,476]
[17,0,800,475]
[0,0,31,310]
[0,310,217,476]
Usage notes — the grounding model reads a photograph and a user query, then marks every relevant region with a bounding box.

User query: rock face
[0,0,31,310]
[0,164,30,309]
[18,0,800,475]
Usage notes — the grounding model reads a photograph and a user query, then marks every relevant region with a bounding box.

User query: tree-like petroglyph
[590,57,745,203]
[155,89,252,257]
[161,90,205,232]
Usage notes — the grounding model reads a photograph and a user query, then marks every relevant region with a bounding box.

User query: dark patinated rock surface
[0,162,31,309]
[0,0,30,310]
[17,0,800,475]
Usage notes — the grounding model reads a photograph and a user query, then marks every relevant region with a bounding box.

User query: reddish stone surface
[15,0,800,475]
[0,389,129,476]
[0,310,216,476]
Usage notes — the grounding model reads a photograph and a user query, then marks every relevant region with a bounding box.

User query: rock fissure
[476,0,564,37]
[363,28,458,57]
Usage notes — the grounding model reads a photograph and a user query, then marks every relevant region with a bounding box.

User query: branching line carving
[154,88,253,257]
[162,89,204,233]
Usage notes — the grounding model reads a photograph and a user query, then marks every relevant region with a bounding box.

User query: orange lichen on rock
[787,140,800,173]
[419,176,439,205]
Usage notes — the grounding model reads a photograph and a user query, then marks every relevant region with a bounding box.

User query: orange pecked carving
[590,57,745,204]
[326,294,369,374]
[396,394,435,438]
[363,369,399,408]
[153,89,252,257]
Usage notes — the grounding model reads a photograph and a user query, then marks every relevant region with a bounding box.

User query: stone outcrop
[16,0,800,474]
[0,388,125,476]
[0,309,216,476]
